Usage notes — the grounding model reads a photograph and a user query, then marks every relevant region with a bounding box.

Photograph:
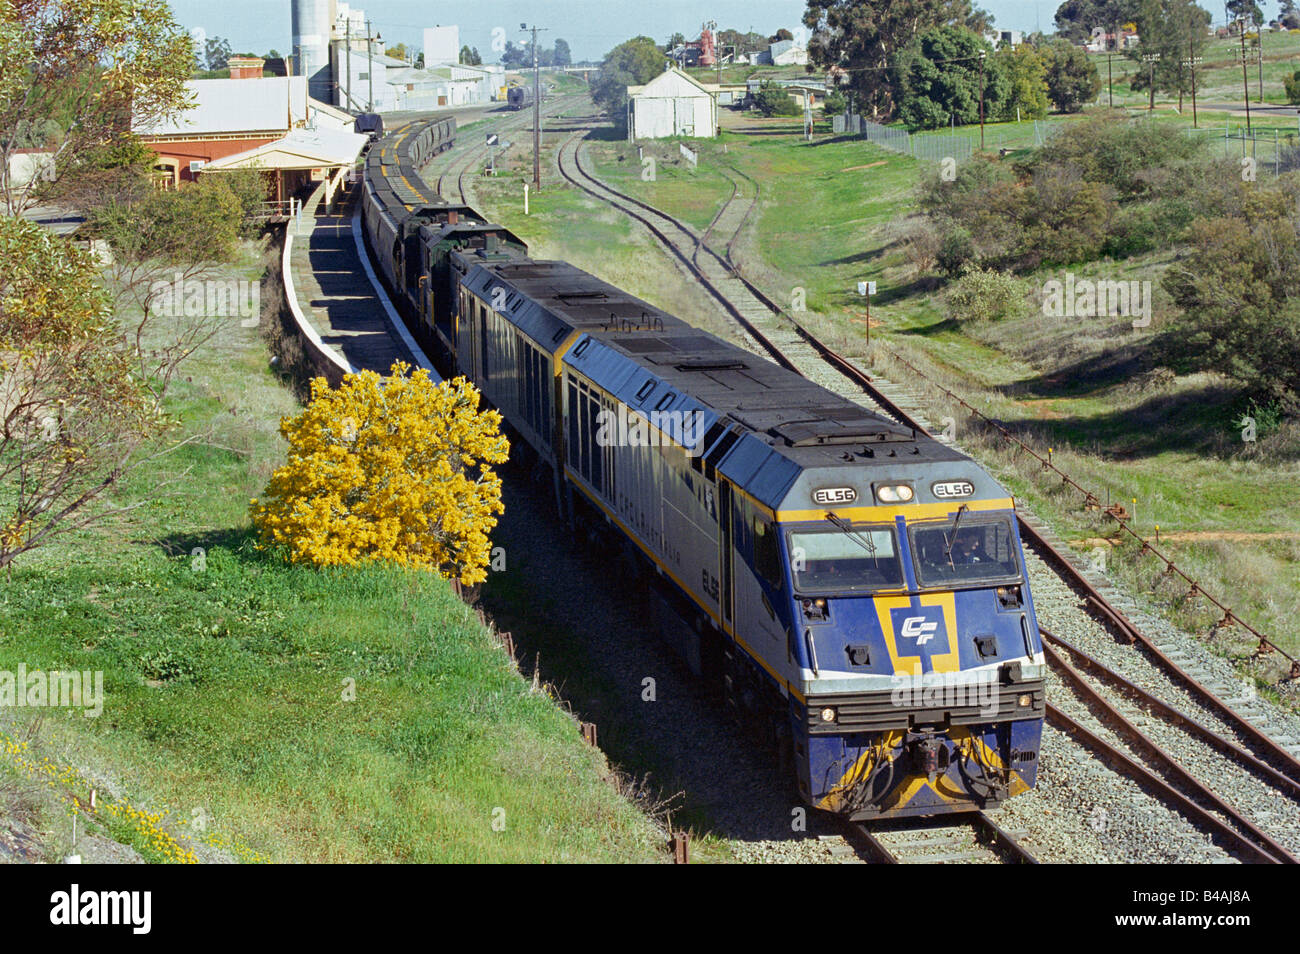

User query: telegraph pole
[1239,19,1253,133]
[1255,17,1264,103]
[978,49,986,151]
[1107,51,1113,107]
[1142,52,1160,111]
[366,19,374,112]
[1186,37,1201,128]
[522,23,547,188]
[345,20,353,111]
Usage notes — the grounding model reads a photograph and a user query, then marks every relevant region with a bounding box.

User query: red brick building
[134,68,310,188]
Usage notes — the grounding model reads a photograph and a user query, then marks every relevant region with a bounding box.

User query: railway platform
[287,184,416,373]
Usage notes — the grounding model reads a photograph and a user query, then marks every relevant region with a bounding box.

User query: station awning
[203,126,369,174]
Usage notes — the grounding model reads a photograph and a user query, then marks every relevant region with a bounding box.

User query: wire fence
[835,114,1064,162]
[1190,125,1300,176]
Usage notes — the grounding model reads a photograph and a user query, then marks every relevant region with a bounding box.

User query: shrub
[936,227,977,276]
[1161,184,1300,413]
[944,265,1030,323]
[1024,112,1208,199]
[251,363,510,583]
[899,218,941,275]
[1286,70,1300,105]
[753,81,800,117]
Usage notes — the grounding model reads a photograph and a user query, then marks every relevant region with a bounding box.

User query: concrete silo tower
[291,0,334,102]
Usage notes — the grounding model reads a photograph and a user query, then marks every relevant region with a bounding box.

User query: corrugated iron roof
[134,77,308,137]
[203,126,368,171]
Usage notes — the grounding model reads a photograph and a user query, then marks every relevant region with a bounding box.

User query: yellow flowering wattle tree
[251,362,509,584]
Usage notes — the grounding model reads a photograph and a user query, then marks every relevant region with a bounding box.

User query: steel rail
[1045,645,1295,864]
[1042,626,1300,800]
[844,813,1038,864]
[556,132,803,376]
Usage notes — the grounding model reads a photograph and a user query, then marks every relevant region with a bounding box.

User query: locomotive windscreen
[788,527,905,593]
[909,518,1021,587]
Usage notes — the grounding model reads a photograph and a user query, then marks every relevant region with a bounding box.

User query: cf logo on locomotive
[900,615,940,645]
[812,486,857,505]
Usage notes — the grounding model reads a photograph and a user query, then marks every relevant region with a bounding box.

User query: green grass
[0,243,664,863]
[591,139,736,231]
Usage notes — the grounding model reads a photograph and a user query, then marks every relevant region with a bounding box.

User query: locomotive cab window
[909,516,1021,588]
[787,525,903,594]
[753,517,783,590]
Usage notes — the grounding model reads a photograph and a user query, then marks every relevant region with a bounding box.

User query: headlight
[876,484,915,503]
[819,707,837,723]
[1017,694,1033,708]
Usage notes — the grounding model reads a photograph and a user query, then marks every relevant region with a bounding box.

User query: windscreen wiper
[943,504,970,566]
[824,512,878,558]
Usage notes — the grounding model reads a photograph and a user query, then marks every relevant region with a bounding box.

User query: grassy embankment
[518,100,1300,683]
[0,239,665,863]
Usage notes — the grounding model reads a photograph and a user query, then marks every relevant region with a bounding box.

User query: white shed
[627,66,717,140]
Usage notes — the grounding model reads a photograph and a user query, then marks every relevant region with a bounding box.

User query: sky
[170,1,1283,64]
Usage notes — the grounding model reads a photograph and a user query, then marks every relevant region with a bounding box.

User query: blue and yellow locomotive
[360,119,1045,820]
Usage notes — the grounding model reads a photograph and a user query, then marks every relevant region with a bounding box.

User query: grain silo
[291,0,333,102]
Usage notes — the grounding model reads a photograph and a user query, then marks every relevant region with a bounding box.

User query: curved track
[550,123,1300,860]
[433,96,584,203]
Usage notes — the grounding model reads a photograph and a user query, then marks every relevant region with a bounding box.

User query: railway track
[547,122,1300,861]
[372,111,1300,861]
[434,97,584,203]
[843,811,1038,864]
[1042,626,1298,864]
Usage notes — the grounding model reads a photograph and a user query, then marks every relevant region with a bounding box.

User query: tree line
[501,38,572,69]
[799,0,1238,129]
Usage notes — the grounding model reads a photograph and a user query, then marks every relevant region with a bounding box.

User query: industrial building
[291,1,501,112]
[753,38,809,66]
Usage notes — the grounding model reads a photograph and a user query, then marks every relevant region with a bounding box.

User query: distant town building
[332,47,406,112]
[743,76,826,109]
[293,5,494,114]
[228,56,266,80]
[627,66,718,140]
[984,29,1023,48]
[755,38,809,66]
[1085,26,1139,52]
[334,0,365,38]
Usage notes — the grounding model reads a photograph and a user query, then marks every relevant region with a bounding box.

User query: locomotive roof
[460,256,975,511]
